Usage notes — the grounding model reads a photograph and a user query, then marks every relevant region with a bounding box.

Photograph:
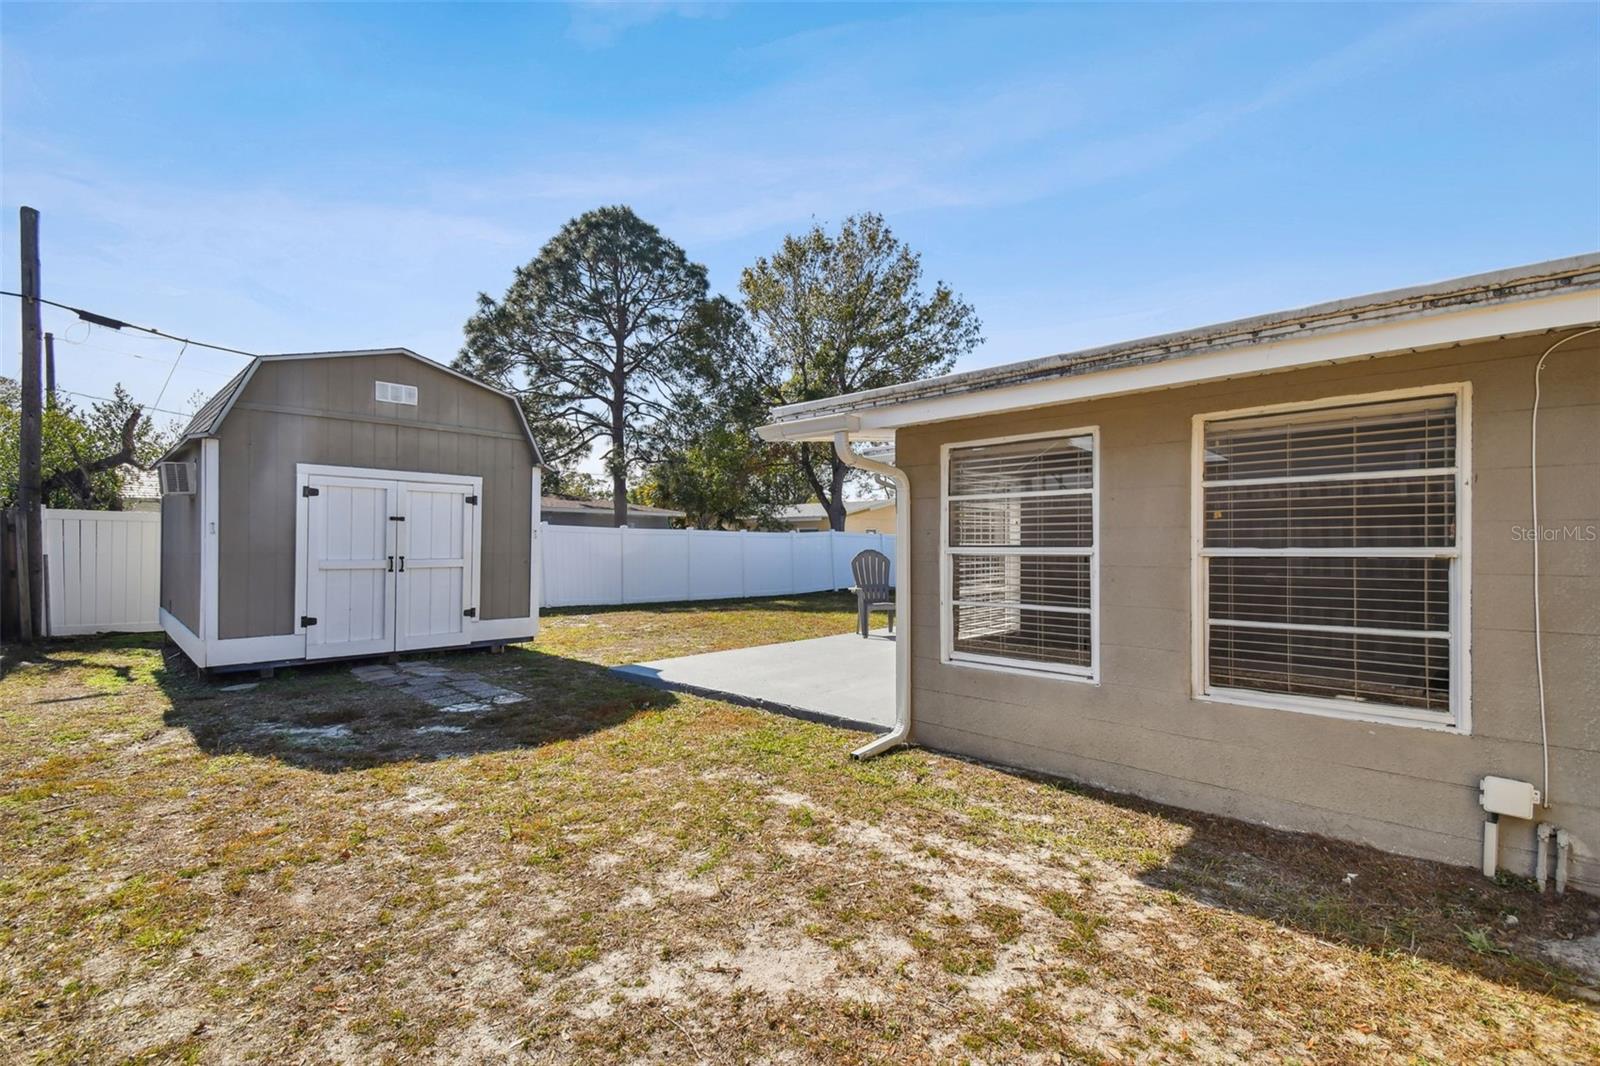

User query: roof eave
[756,411,866,444]
[760,257,1600,442]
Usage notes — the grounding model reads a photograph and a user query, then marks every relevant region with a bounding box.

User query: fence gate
[42,508,162,636]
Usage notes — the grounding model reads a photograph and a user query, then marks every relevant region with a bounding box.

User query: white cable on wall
[1530,326,1600,809]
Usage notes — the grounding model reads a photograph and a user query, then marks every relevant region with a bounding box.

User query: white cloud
[565,1,729,48]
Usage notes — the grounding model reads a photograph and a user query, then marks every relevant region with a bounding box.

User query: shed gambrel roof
[165,348,544,465]
[176,363,252,442]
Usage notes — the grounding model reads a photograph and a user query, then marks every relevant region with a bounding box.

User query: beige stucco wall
[214,354,535,639]
[896,328,1600,891]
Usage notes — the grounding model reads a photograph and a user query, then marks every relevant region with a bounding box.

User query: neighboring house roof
[118,465,161,501]
[164,348,544,464]
[761,254,1600,442]
[857,443,896,464]
[541,496,685,519]
[774,499,894,521]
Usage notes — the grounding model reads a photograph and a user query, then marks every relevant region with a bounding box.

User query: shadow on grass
[938,754,1600,1003]
[156,643,675,772]
[1125,789,1600,1001]
[0,633,151,683]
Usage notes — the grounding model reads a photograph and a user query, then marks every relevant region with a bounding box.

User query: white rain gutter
[834,431,910,759]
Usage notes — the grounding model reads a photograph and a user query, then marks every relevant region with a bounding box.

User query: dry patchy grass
[1,606,1597,1064]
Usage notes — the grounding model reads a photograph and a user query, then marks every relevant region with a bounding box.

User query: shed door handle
[387,555,394,572]
[398,555,405,573]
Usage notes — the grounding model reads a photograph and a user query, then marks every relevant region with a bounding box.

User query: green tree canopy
[545,469,609,501]
[456,205,709,526]
[735,212,981,529]
[636,299,810,529]
[0,381,175,509]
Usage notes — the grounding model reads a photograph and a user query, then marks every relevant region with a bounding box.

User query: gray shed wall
[158,440,203,633]
[214,354,534,639]
[895,329,1600,891]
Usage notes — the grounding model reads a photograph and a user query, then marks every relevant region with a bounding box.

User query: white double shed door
[295,465,482,660]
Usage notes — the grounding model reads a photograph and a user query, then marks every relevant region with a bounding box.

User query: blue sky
[3,2,1597,457]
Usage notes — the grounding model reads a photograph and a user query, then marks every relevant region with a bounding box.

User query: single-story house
[157,348,543,671]
[541,496,684,528]
[770,498,896,533]
[760,254,1600,893]
[117,465,163,512]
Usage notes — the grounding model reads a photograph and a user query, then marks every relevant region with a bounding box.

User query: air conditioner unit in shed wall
[158,461,196,495]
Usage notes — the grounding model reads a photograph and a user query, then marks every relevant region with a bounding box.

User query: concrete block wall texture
[896,329,1600,890]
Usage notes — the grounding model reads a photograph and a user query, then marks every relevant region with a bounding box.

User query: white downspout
[834,431,911,759]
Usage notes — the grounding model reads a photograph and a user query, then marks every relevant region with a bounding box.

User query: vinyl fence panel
[792,533,833,593]
[33,509,898,630]
[621,527,691,604]
[541,524,625,607]
[539,524,896,608]
[688,531,745,601]
[43,508,162,635]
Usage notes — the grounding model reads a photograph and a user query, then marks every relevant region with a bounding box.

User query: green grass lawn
[1,599,1596,1064]
[535,591,864,665]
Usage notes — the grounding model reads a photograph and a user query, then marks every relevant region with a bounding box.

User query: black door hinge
[302,486,319,497]
[300,615,317,627]
[463,607,477,618]
[465,494,479,505]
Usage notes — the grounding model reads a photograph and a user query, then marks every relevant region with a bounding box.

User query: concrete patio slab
[613,631,895,731]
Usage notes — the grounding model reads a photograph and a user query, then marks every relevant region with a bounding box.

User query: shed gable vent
[375,380,418,405]
[158,461,196,495]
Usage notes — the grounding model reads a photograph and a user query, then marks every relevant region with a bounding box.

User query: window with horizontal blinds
[945,432,1097,677]
[1198,393,1464,723]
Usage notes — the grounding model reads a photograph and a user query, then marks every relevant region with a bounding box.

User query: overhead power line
[54,333,242,377]
[0,288,259,359]
[151,339,188,412]
[56,387,195,421]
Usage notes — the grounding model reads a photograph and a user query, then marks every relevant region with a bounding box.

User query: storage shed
[158,348,543,671]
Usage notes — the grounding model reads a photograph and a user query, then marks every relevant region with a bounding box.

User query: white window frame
[940,426,1100,683]
[1189,383,1472,733]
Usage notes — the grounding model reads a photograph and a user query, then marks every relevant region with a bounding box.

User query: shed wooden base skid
[169,638,531,677]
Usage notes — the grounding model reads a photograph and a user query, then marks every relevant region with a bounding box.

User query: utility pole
[17,206,43,641]
[44,332,56,408]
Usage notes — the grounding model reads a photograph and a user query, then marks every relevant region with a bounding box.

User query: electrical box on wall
[1480,776,1539,820]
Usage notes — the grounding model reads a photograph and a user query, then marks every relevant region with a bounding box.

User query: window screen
[945,432,1096,676]
[1199,395,1462,721]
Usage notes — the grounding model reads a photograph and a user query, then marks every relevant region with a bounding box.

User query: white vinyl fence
[539,524,895,609]
[42,508,162,636]
[26,510,895,635]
